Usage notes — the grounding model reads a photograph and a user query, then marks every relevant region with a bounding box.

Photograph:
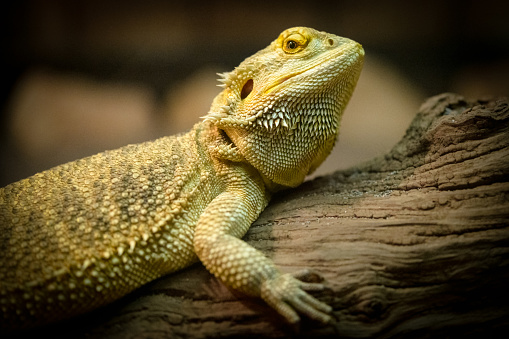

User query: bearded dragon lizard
[0,27,364,330]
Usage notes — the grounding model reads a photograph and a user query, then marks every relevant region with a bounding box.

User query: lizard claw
[260,272,333,324]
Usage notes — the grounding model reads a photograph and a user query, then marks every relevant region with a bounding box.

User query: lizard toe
[261,273,333,324]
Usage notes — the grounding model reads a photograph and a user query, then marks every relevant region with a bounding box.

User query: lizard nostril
[327,38,334,46]
[241,79,253,100]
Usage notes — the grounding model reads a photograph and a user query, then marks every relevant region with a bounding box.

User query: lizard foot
[260,272,333,324]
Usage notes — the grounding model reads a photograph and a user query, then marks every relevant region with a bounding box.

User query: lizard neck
[200,121,285,193]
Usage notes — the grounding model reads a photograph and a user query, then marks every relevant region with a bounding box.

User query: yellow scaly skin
[0,27,364,330]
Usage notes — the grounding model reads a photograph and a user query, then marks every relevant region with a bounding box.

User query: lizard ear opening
[241,79,253,100]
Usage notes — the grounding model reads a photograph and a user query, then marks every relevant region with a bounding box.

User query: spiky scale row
[0,27,363,330]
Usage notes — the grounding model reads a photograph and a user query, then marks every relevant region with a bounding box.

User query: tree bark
[13,93,509,338]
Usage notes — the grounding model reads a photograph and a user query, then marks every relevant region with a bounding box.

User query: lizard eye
[286,40,298,50]
[282,32,308,54]
[241,79,253,99]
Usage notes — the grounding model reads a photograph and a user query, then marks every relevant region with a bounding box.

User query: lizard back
[0,123,224,327]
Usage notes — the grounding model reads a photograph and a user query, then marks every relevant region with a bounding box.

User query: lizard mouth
[263,44,360,95]
[264,71,305,94]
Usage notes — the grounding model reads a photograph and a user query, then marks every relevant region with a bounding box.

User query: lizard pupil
[287,40,297,49]
[241,79,253,99]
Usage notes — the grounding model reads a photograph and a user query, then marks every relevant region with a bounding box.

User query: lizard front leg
[193,183,332,324]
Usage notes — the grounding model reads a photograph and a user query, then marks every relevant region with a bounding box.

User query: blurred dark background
[1,0,508,187]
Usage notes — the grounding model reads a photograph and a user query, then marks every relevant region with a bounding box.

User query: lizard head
[204,27,364,189]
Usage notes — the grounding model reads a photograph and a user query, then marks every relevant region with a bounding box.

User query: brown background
[1,0,508,187]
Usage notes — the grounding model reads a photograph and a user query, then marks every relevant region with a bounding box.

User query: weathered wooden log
[9,93,509,338]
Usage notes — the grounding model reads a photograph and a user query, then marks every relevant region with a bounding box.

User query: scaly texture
[0,27,364,330]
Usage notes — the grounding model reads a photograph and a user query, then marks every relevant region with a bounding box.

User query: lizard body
[0,27,364,330]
